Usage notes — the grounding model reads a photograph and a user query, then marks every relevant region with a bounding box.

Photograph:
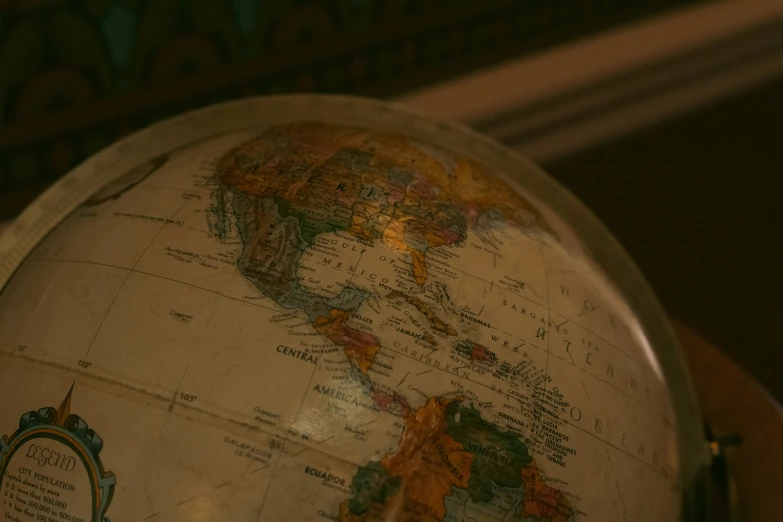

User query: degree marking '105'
[180,393,198,402]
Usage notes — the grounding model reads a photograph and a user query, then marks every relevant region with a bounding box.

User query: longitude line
[84,200,190,356]
[539,243,551,385]
[347,250,365,286]
[293,351,323,422]
[46,255,663,415]
[497,282,645,368]
[83,270,132,357]
[253,446,286,522]
[377,342,669,478]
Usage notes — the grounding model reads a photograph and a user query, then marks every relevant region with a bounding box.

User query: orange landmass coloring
[345,343,380,374]
[520,460,574,522]
[340,397,474,522]
[405,231,454,287]
[314,309,380,374]
[372,392,411,417]
[216,122,556,296]
[347,215,375,242]
[408,248,428,286]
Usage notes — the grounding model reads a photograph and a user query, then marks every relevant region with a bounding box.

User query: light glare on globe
[0,96,706,522]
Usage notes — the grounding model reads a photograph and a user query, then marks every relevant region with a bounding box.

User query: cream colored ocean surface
[0,122,679,522]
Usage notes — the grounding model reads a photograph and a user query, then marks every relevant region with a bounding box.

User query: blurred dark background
[0,0,710,218]
[545,76,783,402]
[1,0,781,404]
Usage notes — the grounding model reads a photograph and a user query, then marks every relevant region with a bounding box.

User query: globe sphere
[0,96,707,522]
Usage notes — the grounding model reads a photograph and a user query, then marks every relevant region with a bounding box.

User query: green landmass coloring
[445,402,533,503]
[347,461,402,515]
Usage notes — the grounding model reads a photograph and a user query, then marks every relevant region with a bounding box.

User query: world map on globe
[0,101,683,522]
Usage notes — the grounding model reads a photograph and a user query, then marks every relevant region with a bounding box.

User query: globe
[0,96,707,522]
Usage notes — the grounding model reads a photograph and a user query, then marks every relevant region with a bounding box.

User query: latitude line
[1,340,17,358]
[425,255,493,285]
[1,348,361,510]
[32,258,283,315]
[28,204,666,483]
[162,183,261,414]
[383,242,649,371]
[377,343,672,479]
[547,350,661,413]
[565,419,670,478]
[494,282,648,370]
[4,344,311,522]
[80,185,144,357]
[138,184,213,197]
[488,323,661,414]
[84,200,189,356]
[28,256,663,416]
[303,251,646,376]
